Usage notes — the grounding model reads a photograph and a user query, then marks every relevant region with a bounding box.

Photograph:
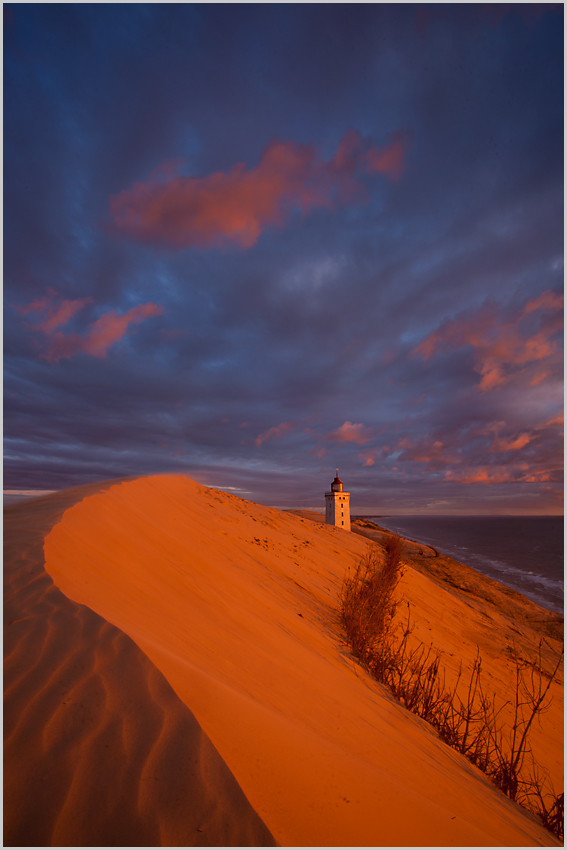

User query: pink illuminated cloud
[328,421,373,445]
[16,290,163,363]
[535,412,564,431]
[44,303,164,362]
[364,131,410,181]
[444,463,562,485]
[15,288,94,333]
[444,467,515,484]
[108,130,410,250]
[413,290,563,391]
[255,421,296,447]
[490,432,532,452]
[358,449,379,467]
[523,290,564,314]
[490,433,533,452]
[480,421,536,454]
[392,412,563,487]
[310,446,327,458]
[398,416,563,486]
[395,437,453,466]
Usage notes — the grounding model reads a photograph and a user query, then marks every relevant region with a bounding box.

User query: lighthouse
[325,470,351,531]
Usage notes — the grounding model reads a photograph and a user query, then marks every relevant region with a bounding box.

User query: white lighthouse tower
[325,469,351,531]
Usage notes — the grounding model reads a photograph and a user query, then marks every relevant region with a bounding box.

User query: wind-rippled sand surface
[5,475,563,846]
[4,483,276,847]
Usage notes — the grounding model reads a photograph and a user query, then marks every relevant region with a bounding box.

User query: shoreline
[368,514,563,616]
[288,509,563,637]
[352,517,563,640]
[289,509,564,804]
[5,477,563,846]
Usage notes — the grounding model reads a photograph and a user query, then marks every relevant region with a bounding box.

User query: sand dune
[32,474,561,846]
[4,483,276,847]
[344,515,564,797]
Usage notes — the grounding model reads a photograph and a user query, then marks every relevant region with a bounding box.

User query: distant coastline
[364,514,564,615]
[3,490,58,506]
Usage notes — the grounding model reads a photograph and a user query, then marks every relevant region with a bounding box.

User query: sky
[4,3,564,514]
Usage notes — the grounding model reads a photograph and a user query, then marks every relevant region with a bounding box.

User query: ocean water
[3,490,57,506]
[369,516,564,615]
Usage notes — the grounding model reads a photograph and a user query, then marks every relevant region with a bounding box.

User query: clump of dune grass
[339,542,564,840]
[339,536,403,666]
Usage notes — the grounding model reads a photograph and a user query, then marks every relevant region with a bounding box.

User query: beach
[370,515,564,615]
[4,475,563,846]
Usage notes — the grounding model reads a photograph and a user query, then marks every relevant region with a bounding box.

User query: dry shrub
[339,546,564,840]
[485,641,564,832]
[339,537,404,664]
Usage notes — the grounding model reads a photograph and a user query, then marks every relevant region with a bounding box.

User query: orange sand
[345,514,564,799]
[4,482,275,847]
[28,473,561,846]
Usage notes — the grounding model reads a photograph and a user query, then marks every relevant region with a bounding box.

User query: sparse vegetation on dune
[340,536,404,663]
[339,539,564,840]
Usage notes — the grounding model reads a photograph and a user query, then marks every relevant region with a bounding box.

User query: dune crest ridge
[42,474,560,846]
[4,482,277,847]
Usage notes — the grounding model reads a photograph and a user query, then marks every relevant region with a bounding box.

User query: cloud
[395,437,453,467]
[310,446,327,458]
[444,464,562,484]
[108,130,410,250]
[3,4,563,516]
[365,131,410,181]
[444,467,514,484]
[535,412,564,431]
[391,415,563,487]
[45,303,164,362]
[328,421,373,445]
[15,288,94,333]
[255,421,296,447]
[523,290,564,314]
[412,290,563,391]
[490,432,532,452]
[17,291,163,363]
[358,449,379,467]
[478,421,536,454]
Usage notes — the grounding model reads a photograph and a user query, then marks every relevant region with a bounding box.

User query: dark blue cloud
[4,3,563,513]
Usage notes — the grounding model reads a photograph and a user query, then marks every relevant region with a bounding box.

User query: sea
[3,489,58,506]
[367,516,564,616]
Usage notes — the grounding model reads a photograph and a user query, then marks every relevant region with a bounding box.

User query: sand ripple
[4,485,276,847]
[40,475,560,846]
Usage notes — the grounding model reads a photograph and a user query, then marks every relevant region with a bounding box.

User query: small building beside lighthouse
[325,470,351,531]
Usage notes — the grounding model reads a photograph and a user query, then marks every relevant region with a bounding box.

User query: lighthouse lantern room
[325,470,351,531]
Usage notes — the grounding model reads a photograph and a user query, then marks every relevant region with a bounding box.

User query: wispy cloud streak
[15,288,94,333]
[108,130,410,251]
[413,291,563,391]
[255,421,297,447]
[16,291,163,362]
[328,421,374,445]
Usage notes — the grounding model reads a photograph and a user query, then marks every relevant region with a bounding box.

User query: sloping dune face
[44,475,558,847]
[4,485,276,847]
